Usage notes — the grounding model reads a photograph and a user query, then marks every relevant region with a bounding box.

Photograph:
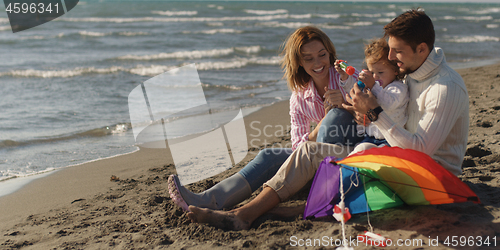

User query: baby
[337,38,409,148]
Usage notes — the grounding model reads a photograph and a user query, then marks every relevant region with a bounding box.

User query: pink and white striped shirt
[289,66,358,150]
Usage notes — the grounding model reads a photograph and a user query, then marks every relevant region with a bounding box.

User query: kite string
[363,174,374,233]
[339,166,348,249]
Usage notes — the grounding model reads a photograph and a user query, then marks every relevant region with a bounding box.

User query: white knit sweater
[373,47,469,176]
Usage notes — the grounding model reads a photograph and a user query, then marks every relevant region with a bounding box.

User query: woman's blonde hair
[364,38,403,80]
[280,26,337,92]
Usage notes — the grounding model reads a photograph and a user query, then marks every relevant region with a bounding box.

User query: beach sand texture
[0,63,499,249]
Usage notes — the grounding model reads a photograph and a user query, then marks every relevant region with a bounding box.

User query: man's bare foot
[187,206,250,231]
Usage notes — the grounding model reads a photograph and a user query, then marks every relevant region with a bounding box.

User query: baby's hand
[334,60,349,81]
[358,70,376,89]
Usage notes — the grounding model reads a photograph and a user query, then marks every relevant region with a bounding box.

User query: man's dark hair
[384,9,435,52]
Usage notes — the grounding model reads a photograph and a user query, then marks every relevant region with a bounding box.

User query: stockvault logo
[4,0,79,33]
[128,64,248,185]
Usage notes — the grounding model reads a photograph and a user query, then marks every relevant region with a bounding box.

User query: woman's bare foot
[187,206,250,231]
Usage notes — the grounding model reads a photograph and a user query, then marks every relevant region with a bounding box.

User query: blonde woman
[168,26,363,211]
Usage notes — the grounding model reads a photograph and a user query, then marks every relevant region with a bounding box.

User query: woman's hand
[323,87,343,109]
[334,60,349,81]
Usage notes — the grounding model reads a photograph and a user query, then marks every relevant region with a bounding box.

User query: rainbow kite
[304,146,480,219]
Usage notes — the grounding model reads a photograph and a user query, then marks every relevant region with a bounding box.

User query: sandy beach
[1,62,499,249]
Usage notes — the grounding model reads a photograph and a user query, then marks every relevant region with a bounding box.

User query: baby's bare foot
[187,206,250,231]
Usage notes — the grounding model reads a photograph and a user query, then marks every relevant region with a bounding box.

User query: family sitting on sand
[168,9,469,230]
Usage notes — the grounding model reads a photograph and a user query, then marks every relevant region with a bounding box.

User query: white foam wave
[345,21,373,26]
[472,8,500,15]
[377,18,394,24]
[0,66,126,78]
[117,46,260,61]
[79,31,107,37]
[0,26,12,31]
[319,24,352,30]
[486,24,499,29]
[20,36,45,40]
[244,9,288,15]
[289,14,312,19]
[61,14,291,23]
[193,56,281,71]
[259,21,312,29]
[352,13,382,18]
[236,46,261,54]
[445,35,500,43]
[316,14,340,19]
[259,21,351,30]
[461,16,493,21]
[445,16,494,21]
[207,22,224,27]
[0,18,9,24]
[182,29,243,35]
[118,31,149,36]
[130,56,281,76]
[0,56,281,78]
[152,10,198,16]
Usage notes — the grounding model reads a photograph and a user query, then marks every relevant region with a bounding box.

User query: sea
[0,0,499,196]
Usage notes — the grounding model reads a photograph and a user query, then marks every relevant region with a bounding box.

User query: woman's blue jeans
[239,108,362,192]
[317,108,364,147]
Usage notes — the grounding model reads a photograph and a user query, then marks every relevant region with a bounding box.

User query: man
[186,9,469,230]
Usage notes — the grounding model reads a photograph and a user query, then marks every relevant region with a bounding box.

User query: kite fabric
[304,146,480,219]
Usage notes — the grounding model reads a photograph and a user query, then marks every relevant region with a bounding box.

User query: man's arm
[344,82,468,156]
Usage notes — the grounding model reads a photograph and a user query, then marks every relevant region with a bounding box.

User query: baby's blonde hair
[364,38,403,80]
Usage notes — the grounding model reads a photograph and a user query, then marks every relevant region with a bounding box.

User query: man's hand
[342,83,379,115]
[353,111,370,126]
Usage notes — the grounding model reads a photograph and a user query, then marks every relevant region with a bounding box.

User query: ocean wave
[289,14,312,19]
[352,13,382,18]
[0,66,125,78]
[79,31,107,37]
[0,26,11,31]
[444,35,500,43]
[442,16,493,21]
[0,55,280,78]
[315,14,340,19]
[151,10,198,16]
[377,18,394,24]
[244,9,288,15]
[129,56,281,76]
[471,8,500,15]
[117,31,149,36]
[345,21,373,26]
[486,24,499,29]
[258,21,351,30]
[78,30,149,37]
[258,21,312,29]
[182,28,243,35]
[19,36,45,40]
[207,22,224,27]
[202,82,266,91]
[117,46,261,61]
[61,14,291,23]
[0,123,131,150]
